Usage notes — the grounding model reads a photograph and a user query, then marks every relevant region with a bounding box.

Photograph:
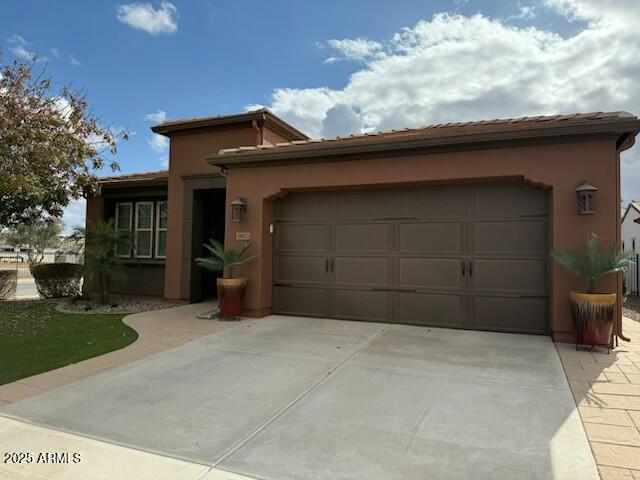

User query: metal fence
[0,252,83,279]
[625,253,640,296]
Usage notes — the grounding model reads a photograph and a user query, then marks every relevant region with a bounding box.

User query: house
[621,202,640,253]
[86,109,640,342]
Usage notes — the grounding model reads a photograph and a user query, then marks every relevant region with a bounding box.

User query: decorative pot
[216,277,247,319]
[569,291,616,347]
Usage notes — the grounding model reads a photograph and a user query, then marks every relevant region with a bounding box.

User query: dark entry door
[272,182,548,334]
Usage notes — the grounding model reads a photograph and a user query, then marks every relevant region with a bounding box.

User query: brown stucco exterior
[219,138,623,342]
[86,110,640,343]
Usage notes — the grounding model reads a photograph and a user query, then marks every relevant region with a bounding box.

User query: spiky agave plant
[552,233,634,294]
[195,240,258,279]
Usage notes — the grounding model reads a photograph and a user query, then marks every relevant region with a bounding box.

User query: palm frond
[195,239,259,278]
[551,233,634,293]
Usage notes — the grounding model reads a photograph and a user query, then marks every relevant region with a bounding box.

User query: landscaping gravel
[57,296,181,315]
[623,295,640,323]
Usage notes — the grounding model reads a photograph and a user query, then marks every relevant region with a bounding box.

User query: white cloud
[244,103,266,112]
[50,48,60,58]
[148,134,169,152]
[145,110,169,158]
[508,4,537,21]
[70,54,81,66]
[262,2,640,203]
[144,110,167,123]
[321,104,364,138]
[62,199,86,234]
[117,1,178,35]
[6,34,43,61]
[324,38,384,63]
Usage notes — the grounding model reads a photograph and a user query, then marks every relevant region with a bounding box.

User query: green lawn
[0,301,138,385]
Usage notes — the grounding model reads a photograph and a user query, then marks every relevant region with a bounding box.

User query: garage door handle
[325,258,329,273]
[462,261,466,277]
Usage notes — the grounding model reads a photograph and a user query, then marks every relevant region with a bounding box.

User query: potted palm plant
[552,233,634,349]
[195,240,258,319]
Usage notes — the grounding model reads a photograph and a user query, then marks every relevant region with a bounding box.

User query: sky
[1,0,639,232]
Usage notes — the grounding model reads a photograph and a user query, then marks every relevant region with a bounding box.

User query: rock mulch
[57,296,181,315]
[623,295,640,323]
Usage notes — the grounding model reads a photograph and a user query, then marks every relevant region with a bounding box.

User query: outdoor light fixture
[576,181,597,215]
[231,197,247,222]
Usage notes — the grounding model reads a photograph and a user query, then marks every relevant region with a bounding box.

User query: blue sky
[2,0,639,230]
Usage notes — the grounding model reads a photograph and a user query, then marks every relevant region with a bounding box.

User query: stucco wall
[164,126,257,300]
[223,138,621,341]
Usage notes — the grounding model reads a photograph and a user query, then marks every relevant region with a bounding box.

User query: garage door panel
[273,182,548,335]
[474,296,547,334]
[334,190,392,220]
[399,258,462,289]
[399,187,466,220]
[474,221,547,256]
[274,256,327,284]
[276,224,328,252]
[473,259,547,294]
[474,184,548,219]
[273,286,330,317]
[335,224,390,253]
[334,257,389,286]
[276,192,335,221]
[334,289,390,322]
[397,293,463,327]
[399,223,462,253]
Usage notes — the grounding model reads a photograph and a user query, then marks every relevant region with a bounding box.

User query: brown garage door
[272,182,549,334]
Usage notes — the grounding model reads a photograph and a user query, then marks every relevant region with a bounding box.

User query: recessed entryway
[273,181,549,334]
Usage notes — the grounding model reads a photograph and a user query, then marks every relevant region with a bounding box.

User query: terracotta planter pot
[216,277,247,319]
[569,291,616,347]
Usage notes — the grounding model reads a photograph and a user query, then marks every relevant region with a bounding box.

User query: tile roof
[151,108,308,140]
[99,170,168,184]
[217,111,637,157]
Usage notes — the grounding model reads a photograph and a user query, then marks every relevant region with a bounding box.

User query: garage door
[272,182,549,334]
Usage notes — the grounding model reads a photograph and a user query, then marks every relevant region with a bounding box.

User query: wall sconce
[231,197,247,223]
[575,181,597,215]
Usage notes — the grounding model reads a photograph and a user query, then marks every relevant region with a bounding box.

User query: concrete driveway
[1,316,598,479]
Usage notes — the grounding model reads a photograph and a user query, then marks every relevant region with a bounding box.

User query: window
[115,203,133,257]
[155,201,168,258]
[135,202,153,258]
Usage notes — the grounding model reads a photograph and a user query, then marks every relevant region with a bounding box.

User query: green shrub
[0,271,17,300]
[31,263,83,299]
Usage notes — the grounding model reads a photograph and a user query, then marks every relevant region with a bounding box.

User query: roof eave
[151,110,308,140]
[209,120,640,168]
[98,177,169,189]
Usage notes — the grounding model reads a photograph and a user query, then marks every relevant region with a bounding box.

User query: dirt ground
[623,295,640,322]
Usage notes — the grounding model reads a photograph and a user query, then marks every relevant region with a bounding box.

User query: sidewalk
[557,317,640,480]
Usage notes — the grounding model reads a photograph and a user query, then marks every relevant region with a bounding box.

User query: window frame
[155,201,168,259]
[114,202,133,258]
[134,201,154,259]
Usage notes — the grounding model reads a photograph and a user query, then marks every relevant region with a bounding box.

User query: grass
[0,301,138,386]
